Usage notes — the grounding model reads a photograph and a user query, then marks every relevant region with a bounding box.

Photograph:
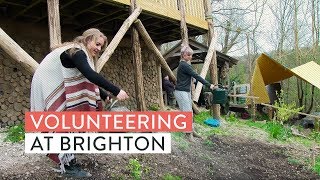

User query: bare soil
[0,121,319,180]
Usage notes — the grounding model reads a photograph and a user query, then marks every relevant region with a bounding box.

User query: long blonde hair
[53,28,107,62]
[71,28,108,61]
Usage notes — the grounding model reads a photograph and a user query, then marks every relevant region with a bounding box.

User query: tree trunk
[293,0,303,108]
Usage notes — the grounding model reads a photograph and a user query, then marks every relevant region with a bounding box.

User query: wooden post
[130,0,146,111]
[204,0,220,119]
[96,7,142,72]
[179,0,200,114]
[134,20,176,83]
[179,0,189,46]
[0,28,39,73]
[155,44,165,110]
[193,36,216,102]
[157,62,165,110]
[47,0,62,50]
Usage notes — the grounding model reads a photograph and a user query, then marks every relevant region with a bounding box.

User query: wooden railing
[110,0,208,30]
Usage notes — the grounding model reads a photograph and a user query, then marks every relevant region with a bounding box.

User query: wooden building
[0,0,237,127]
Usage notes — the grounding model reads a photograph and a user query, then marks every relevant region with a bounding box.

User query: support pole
[179,0,200,114]
[96,7,142,72]
[179,0,189,46]
[193,36,216,101]
[134,20,176,83]
[47,0,62,50]
[204,0,220,119]
[0,28,38,73]
[157,61,165,110]
[130,0,146,111]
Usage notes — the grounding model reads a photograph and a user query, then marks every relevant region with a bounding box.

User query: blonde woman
[30,28,129,177]
[174,45,216,141]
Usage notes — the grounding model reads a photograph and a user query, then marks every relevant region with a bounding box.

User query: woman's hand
[104,96,111,104]
[116,90,129,100]
[210,84,218,90]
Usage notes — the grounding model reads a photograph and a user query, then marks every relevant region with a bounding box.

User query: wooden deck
[0,0,208,43]
[110,0,207,30]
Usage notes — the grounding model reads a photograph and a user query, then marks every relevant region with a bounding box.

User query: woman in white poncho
[30,28,129,177]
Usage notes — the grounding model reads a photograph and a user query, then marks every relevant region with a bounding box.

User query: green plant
[5,123,25,143]
[274,90,304,124]
[313,156,320,175]
[127,158,142,180]
[310,131,320,143]
[264,122,292,141]
[148,104,160,111]
[144,166,151,174]
[226,113,239,122]
[194,111,211,125]
[162,173,182,180]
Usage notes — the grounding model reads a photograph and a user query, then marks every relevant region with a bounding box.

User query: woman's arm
[68,50,121,96]
[183,63,211,87]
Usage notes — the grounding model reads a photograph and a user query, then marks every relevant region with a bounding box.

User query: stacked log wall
[0,21,160,127]
[100,46,160,110]
[0,31,48,127]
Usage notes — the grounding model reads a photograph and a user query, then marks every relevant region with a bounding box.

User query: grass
[4,123,25,143]
[264,122,292,141]
[310,131,320,143]
[194,111,212,125]
[172,132,189,150]
[243,120,266,129]
[313,156,320,175]
[228,119,293,141]
[194,111,229,137]
[203,139,214,147]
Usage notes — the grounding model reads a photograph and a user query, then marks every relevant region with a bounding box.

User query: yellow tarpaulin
[291,61,320,90]
[251,53,320,104]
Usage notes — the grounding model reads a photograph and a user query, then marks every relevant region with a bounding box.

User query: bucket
[212,88,228,104]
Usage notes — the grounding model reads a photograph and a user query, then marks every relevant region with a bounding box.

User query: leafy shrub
[5,123,25,143]
[274,90,304,124]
